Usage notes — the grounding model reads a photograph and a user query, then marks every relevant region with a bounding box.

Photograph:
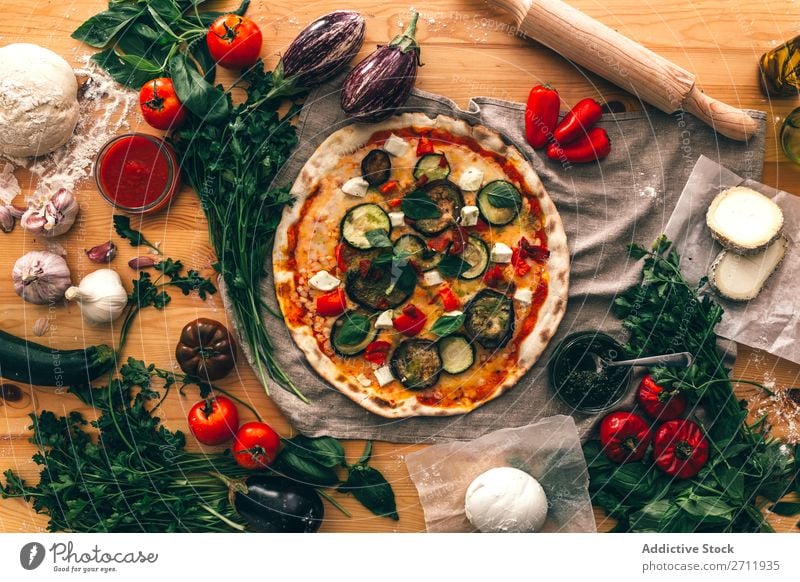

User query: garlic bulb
[65,269,128,325]
[21,188,79,237]
[12,251,72,305]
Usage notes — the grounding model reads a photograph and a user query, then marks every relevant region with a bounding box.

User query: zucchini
[390,339,442,390]
[344,263,416,310]
[361,149,392,186]
[413,153,450,182]
[393,234,442,272]
[330,311,377,356]
[438,334,476,374]
[0,328,115,386]
[459,236,490,280]
[464,289,515,349]
[476,180,522,226]
[341,203,392,249]
[413,180,464,237]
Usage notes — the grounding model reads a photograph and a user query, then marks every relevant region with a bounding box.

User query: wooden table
[0,0,798,533]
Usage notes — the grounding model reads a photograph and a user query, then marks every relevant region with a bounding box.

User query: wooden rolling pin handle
[681,86,759,142]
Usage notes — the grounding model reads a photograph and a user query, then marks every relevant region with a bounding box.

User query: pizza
[273,113,569,417]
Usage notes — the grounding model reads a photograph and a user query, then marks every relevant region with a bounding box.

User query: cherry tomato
[232,421,282,470]
[187,395,240,446]
[138,78,186,130]
[637,374,688,421]
[652,419,709,479]
[206,14,263,70]
[599,411,652,464]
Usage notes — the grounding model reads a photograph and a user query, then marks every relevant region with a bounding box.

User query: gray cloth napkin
[227,73,766,444]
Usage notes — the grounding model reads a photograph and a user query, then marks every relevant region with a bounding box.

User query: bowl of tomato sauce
[94,133,180,214]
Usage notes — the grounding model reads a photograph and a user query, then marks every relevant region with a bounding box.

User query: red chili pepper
[379,180,398,195]
[436,285,461,311]
[364,341,391,365]
[392,304,427,336]
[511,247,531,277]
[482,265,506,288]
[416,136,434,156]
[637,375,687,421]
[388,198,403,208]
[524,84,560,149]
[652,419,709,479]
[552,98,603,145]
[335,243,347,272]
[519,237,550,262]
[316,288,347,317]
[599,411,652,464]
[546,127,610,164]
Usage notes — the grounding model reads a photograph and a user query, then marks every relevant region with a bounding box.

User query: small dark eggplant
[269,11,366,99]
[235,475,324,533]
[341,12,422,122]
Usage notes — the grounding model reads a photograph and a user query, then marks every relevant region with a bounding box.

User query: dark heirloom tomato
[599,411,652,464]
[652,419,709,479]
[637,374,687,421]
[175,318,237,381]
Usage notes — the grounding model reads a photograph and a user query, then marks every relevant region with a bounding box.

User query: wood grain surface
[0,0,798,533]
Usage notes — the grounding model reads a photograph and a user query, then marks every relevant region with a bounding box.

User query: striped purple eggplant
[268,11,366,99]
[341,12,421,122]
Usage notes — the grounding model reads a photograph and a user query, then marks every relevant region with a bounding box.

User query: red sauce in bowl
[95,133,180,214]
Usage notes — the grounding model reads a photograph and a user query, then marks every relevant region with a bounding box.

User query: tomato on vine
[206,14,263,70]
[138,78,187,130]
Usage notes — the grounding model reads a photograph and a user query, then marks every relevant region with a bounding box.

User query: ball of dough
[464,467,548,533]
[0,43,79,158]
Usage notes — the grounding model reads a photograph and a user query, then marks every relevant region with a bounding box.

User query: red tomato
[316,288,347,317]
[138,78,186,130]
[206,14,263,70]
[599,411,652,464]
[652,419,709,479]
[187,395,240,445]
[232,421,282,470]
[637,374,687,421]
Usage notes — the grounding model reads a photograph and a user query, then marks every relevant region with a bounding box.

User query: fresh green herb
[430,313,465,337]
[336,313,371,345]
[113,215,161,254]
[437,254,473,278]
[401,189,442,220]
[485,181,522,209]
[585,236,798,532]
[339,442,398,521]
[365,229,393,249]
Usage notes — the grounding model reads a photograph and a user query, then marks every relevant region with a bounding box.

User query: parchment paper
[664,155,800,365]
[404,415,596,532]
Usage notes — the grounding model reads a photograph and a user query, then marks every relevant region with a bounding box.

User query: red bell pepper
[519,237,550,263]
[387,197,403,208]
[637,375,687,421]
[379,180,399,195]
[511,247,531,277]
[652,419,709,479]
[316,288,347,317]
[358,259,372,279]
[524,85,560,149]
[428,232,452,254]
[546,127,610,164]
[364,341,391,365]
[416,174,429,187]
[599,411,652,464]
[335,243,347,272]
[552,98,603,145]
[393,304,427,336]
[436,285,461,311]
[482,265,506,288]
[416,136,434,156]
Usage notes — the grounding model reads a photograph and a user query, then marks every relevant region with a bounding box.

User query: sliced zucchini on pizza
[476,180,522,226]
[331,311,377,357]
[459,236,490,280]
[413,153,450,182]
[413,180,464,237]
[390,339,442,390]
[341,203,392,249]
[393,234,443,272]
[464,288,515,349]
[361,149,392,186]
[344,262,416,310]
[438,334,476,374]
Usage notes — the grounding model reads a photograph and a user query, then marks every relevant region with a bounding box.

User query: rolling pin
[488,0,758,141]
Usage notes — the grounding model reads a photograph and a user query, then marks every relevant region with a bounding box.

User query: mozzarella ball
[0,44,80,158]
[464,467,548,533]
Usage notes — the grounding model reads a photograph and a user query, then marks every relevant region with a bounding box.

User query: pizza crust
[273,112,569,418]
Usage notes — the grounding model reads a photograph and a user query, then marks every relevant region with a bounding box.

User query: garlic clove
[128,256,156,270]
[86,240,117,263]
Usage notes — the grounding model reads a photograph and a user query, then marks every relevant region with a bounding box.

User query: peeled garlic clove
[32,317,50,337]
[128,256,156,270]
[86,240,117,263]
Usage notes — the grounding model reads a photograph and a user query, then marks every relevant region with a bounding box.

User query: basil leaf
[189,37,217,83]
[169,52,230,124]
[197,0,252,26]
[430,313,465,337]
[485,181,522,209]
[116,53,163,74]
[339,465,398,520]
[401,190,442,220]
[336,313,371,345]
[394,263,417,294]
[283,435,345,468]
[90,48,155,88]
[365,229,393,249]
[272,450,340,487]
[437,254,473,278]
[147,0,183,33]
[71,5,144,48]
[768,501,800,517]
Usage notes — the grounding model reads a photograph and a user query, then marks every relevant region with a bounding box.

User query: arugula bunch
[585,236,798,532]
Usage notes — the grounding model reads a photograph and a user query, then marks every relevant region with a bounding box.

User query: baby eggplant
[235,475,324,533]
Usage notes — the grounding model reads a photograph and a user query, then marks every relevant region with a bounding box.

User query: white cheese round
[0,44,80,158]
[464,467,548,533]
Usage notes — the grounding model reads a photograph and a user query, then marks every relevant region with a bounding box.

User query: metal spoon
[592,351,694,372]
